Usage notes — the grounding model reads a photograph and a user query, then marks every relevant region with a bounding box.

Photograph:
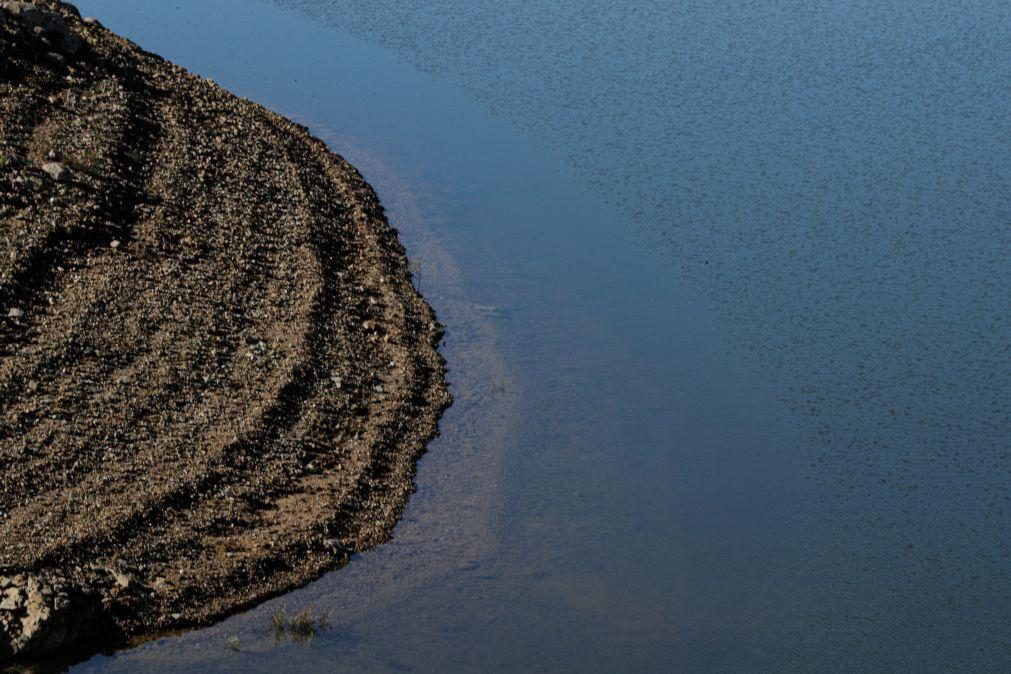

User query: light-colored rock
[0,574,103,660]
[106,568,132,590]
[41,161,71,182]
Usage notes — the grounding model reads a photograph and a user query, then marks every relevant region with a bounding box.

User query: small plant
[288,607,330,643]
[409,258,426,292]
[225,636,240,652]
[270,605,331,645]
[270,605,287,641]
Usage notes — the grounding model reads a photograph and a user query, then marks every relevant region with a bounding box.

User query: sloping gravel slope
[0,1,450,662]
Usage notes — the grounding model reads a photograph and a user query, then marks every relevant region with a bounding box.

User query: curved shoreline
[0,1,450,662]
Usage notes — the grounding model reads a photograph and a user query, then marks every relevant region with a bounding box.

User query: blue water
[71,1,1009,671]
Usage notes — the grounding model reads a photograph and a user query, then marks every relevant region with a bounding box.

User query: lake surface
[72,1,1009,671]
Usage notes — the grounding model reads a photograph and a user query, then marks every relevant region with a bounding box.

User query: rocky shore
[0,1,450,663]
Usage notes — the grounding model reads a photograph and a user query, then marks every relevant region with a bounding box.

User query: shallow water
[71,1,1009,671]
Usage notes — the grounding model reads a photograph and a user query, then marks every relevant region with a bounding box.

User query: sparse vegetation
[225,636,240,652]
[270,605,331,645]
[270,605,286,637]
[409,258,426,292]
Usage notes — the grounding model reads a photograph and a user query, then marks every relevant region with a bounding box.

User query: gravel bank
[0,1,450,663]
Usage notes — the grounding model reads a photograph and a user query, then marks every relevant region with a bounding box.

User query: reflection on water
[72,0,1009,671]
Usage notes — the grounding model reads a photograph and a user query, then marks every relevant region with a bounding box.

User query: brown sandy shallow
[0,1,450,663]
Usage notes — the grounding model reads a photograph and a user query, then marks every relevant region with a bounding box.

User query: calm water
[71,1,1009,671]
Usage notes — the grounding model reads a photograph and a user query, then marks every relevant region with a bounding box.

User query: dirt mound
[0,1,449,662]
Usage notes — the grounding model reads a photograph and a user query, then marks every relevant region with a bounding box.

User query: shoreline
[0,0,450,663]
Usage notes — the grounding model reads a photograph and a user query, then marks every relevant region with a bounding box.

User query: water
[70,1,1009,671]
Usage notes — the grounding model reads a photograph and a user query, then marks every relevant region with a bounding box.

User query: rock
[6,308,24,319]
[0,574,104,660]
[1,2,81,53]
[41,161,71,182]
[60,2,81,18]
[322,538,349,558]
[0,588,23,611]
[95,565,151,600]
[107,568,132,590]
[60,30,81,55]
[0,2,44,27]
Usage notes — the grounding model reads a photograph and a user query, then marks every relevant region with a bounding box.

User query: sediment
[0,1,450,663]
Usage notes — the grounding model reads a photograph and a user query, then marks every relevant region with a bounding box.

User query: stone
[0,2,44,27]
[0,588,21,611]
[107,568,132,590]
[6,308,24,319]
[322,538,349,557]
[0,574,104,660]
[0,2,81,53]
[60,2,81,18]
[41,161,71,182]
